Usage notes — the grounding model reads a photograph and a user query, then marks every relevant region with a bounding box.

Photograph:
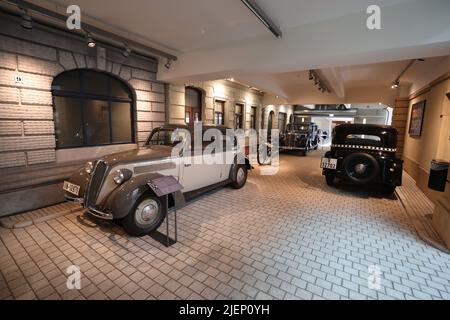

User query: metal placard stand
[147,176,183,247]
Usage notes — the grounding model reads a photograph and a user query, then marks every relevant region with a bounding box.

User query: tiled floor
[0,151,449,300]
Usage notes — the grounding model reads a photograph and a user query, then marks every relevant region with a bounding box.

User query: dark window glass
[215,100,225,125]
[111,77,131,99]
[51,70,80,92]
[82,70,109,96]
[52,69,134,148]
[185,88,201,108]
[250,107,257,129]
[111,102,133,143]
[54,97,83,147]
[235,104,243,129]
[84,100,111,145]
[345,134,382,147]
[278,112,287,132]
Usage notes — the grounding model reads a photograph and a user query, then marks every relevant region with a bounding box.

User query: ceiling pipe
[240,0,282,38]
[3,0,178,62]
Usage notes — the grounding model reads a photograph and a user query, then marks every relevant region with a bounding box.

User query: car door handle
[184,164,192,167]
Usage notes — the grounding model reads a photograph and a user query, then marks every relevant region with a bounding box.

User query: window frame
[234,103,244,130]
[214,100,225,126]
[278,112,287,132]
[250,106,257,130]
[52,69,135,149]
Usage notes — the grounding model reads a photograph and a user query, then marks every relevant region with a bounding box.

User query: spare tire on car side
[342,152,380,185]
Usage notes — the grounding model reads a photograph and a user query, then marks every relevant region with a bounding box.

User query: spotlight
[86,33,96,48]
[122,44,131,58]
[20,9,33,30]
[391,80,399,89]
[164,59,172,70]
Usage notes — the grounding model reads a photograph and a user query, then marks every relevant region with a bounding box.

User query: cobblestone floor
[0,151,449,300]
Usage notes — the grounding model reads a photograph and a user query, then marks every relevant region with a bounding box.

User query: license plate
[321,158,338,170]
[63,181,80,196]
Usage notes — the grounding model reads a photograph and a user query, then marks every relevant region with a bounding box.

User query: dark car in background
[321,124,403,194]
[280,122,320,156]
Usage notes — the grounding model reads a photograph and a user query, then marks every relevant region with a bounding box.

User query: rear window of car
[345,134,382,147]
[287,124,309,132]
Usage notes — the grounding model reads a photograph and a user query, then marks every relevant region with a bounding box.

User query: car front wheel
[122,195,165,237]
[231,165,248,189]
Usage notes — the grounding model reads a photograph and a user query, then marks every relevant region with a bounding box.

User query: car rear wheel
[122,195,165,237]
[325,173,336,186]
[382,184,397,195]
[231,164,248,189]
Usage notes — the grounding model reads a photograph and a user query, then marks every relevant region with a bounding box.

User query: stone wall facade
[0,12,165,170]
[166,80,263,130]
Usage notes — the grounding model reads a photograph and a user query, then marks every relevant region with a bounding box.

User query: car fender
[65,166,90,198]
[105,173,184,219]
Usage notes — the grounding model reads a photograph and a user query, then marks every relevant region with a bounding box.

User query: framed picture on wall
[409,100,426,137]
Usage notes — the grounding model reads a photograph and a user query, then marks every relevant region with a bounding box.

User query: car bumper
[87,206,114,220]
[280,146,306,150]
[64,194,84,204]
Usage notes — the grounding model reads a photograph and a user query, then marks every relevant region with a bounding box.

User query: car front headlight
[85,161,94,174]
[113,169,132,185]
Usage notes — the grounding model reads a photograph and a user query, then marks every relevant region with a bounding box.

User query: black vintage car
[280,122,320,156]
[321,124,403,194]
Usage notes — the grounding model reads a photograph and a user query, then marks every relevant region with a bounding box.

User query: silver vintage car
[63,124,251,236]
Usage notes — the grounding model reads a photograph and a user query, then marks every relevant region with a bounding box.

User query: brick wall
[0,12,165,170]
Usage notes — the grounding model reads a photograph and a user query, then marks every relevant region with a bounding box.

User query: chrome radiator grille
[85,160,107,207]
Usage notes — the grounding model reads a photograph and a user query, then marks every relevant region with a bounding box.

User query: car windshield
[146,128,186,147]
[345,134,382,147]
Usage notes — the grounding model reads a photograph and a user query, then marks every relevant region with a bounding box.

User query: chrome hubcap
[237,167,246,185]
[135,199,159,226]
[354,163,367,175]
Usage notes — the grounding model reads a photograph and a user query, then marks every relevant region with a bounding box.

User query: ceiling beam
[319,68,345,98]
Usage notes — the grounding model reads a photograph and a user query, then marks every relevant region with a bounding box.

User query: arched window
[267,111,274,141]
[52,69,134,148]
[185,87,202,124]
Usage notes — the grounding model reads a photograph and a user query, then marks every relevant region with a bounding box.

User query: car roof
[155,124,231,131]
[334,123,397,134]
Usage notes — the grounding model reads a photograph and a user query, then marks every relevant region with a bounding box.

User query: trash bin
[428,159,449,192]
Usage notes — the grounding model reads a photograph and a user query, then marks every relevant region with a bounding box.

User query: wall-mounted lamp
[164,59,172,70]
[20,8,33,30]
[390,59,425,89]
[391,80,399,89]
[85,32,96,48]
[309,70,330,94]
[122,43,131,58]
